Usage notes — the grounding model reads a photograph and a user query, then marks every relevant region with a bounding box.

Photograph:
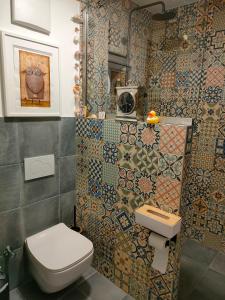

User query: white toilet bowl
[25,223,94,293]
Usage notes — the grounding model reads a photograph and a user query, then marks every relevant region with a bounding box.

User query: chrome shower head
[152,10,177,21]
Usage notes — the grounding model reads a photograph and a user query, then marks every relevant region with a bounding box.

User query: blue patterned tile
[103,142,118,164]
[88,178,102,198]
[102,163,119,188]
[88,159,103,182]
[116,211,133,232]
[202,87,223,103]
[75,137,88,156]
[102,183,117,209]
[103,120,121,143]
[88,119,103,140]
[76,118,89,137]
[176,71,191,88]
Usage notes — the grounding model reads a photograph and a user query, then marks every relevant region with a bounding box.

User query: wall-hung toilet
[25,223,94,293]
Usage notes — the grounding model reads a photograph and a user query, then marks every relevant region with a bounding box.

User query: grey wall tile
[0,118,20,165]
[59,118,76,157]
[23,196,60,238]
[0,118,77,291]
[19,120,59,160]
[9,247,26,290]
[0,165,22,213]
[60,156,75,193]
[60,191,75,226]
[0,209,24,251]
[22,160,59,206]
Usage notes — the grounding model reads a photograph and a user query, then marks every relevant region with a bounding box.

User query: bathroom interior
[0,0,224,299]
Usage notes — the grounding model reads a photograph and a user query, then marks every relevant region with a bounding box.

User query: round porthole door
[118,92,135,115]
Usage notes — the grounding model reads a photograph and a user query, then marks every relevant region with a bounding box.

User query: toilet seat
[26,223,93,273]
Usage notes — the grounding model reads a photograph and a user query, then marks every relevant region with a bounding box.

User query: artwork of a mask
[25,66,44,100]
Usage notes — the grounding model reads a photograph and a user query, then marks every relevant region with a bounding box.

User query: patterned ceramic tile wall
[83,0,225,253]
[148,0,225,253]
[82,0,151,113]
[75,118,188,300]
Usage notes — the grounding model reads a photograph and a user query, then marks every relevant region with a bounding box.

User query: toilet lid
[26,223,93,272]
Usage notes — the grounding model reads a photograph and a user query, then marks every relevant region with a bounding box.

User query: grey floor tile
[0,118,20,166]
[0,164,22,213]
[187,290,211,300]
[11,281,56,300]
[122,295,135,300]
[178,255,208,299]
[10,288,25,300]
[209,252,225,276]
[78,272,126,300]
[59,287,91,300]
[10,272,133,300]
[11,280,91,300]
[189,270,225,300]
[182,239,217,266]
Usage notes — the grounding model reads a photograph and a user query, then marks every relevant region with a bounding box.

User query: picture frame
[0,31,60,117]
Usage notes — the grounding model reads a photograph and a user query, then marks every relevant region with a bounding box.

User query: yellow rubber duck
[146,111,160,125]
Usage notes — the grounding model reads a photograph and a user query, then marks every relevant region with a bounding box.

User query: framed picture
[1,31,60,117]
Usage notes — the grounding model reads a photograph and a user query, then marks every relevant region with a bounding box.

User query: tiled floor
[10,240,225,300]
[178,239,225,300]
[10,267,134,300]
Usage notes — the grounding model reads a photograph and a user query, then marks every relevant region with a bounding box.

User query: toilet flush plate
[24,154,55,181]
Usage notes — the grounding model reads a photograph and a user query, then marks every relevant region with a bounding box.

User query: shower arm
[126,1,166,82]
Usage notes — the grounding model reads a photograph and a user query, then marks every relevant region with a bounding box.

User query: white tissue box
[135,205,181,239]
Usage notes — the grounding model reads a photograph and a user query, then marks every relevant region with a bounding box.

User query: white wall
[0,0,80,117]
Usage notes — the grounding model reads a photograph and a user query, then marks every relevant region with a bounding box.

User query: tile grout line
[0,194,61,216]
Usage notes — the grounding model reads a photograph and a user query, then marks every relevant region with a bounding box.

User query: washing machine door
[118,92,135,114]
